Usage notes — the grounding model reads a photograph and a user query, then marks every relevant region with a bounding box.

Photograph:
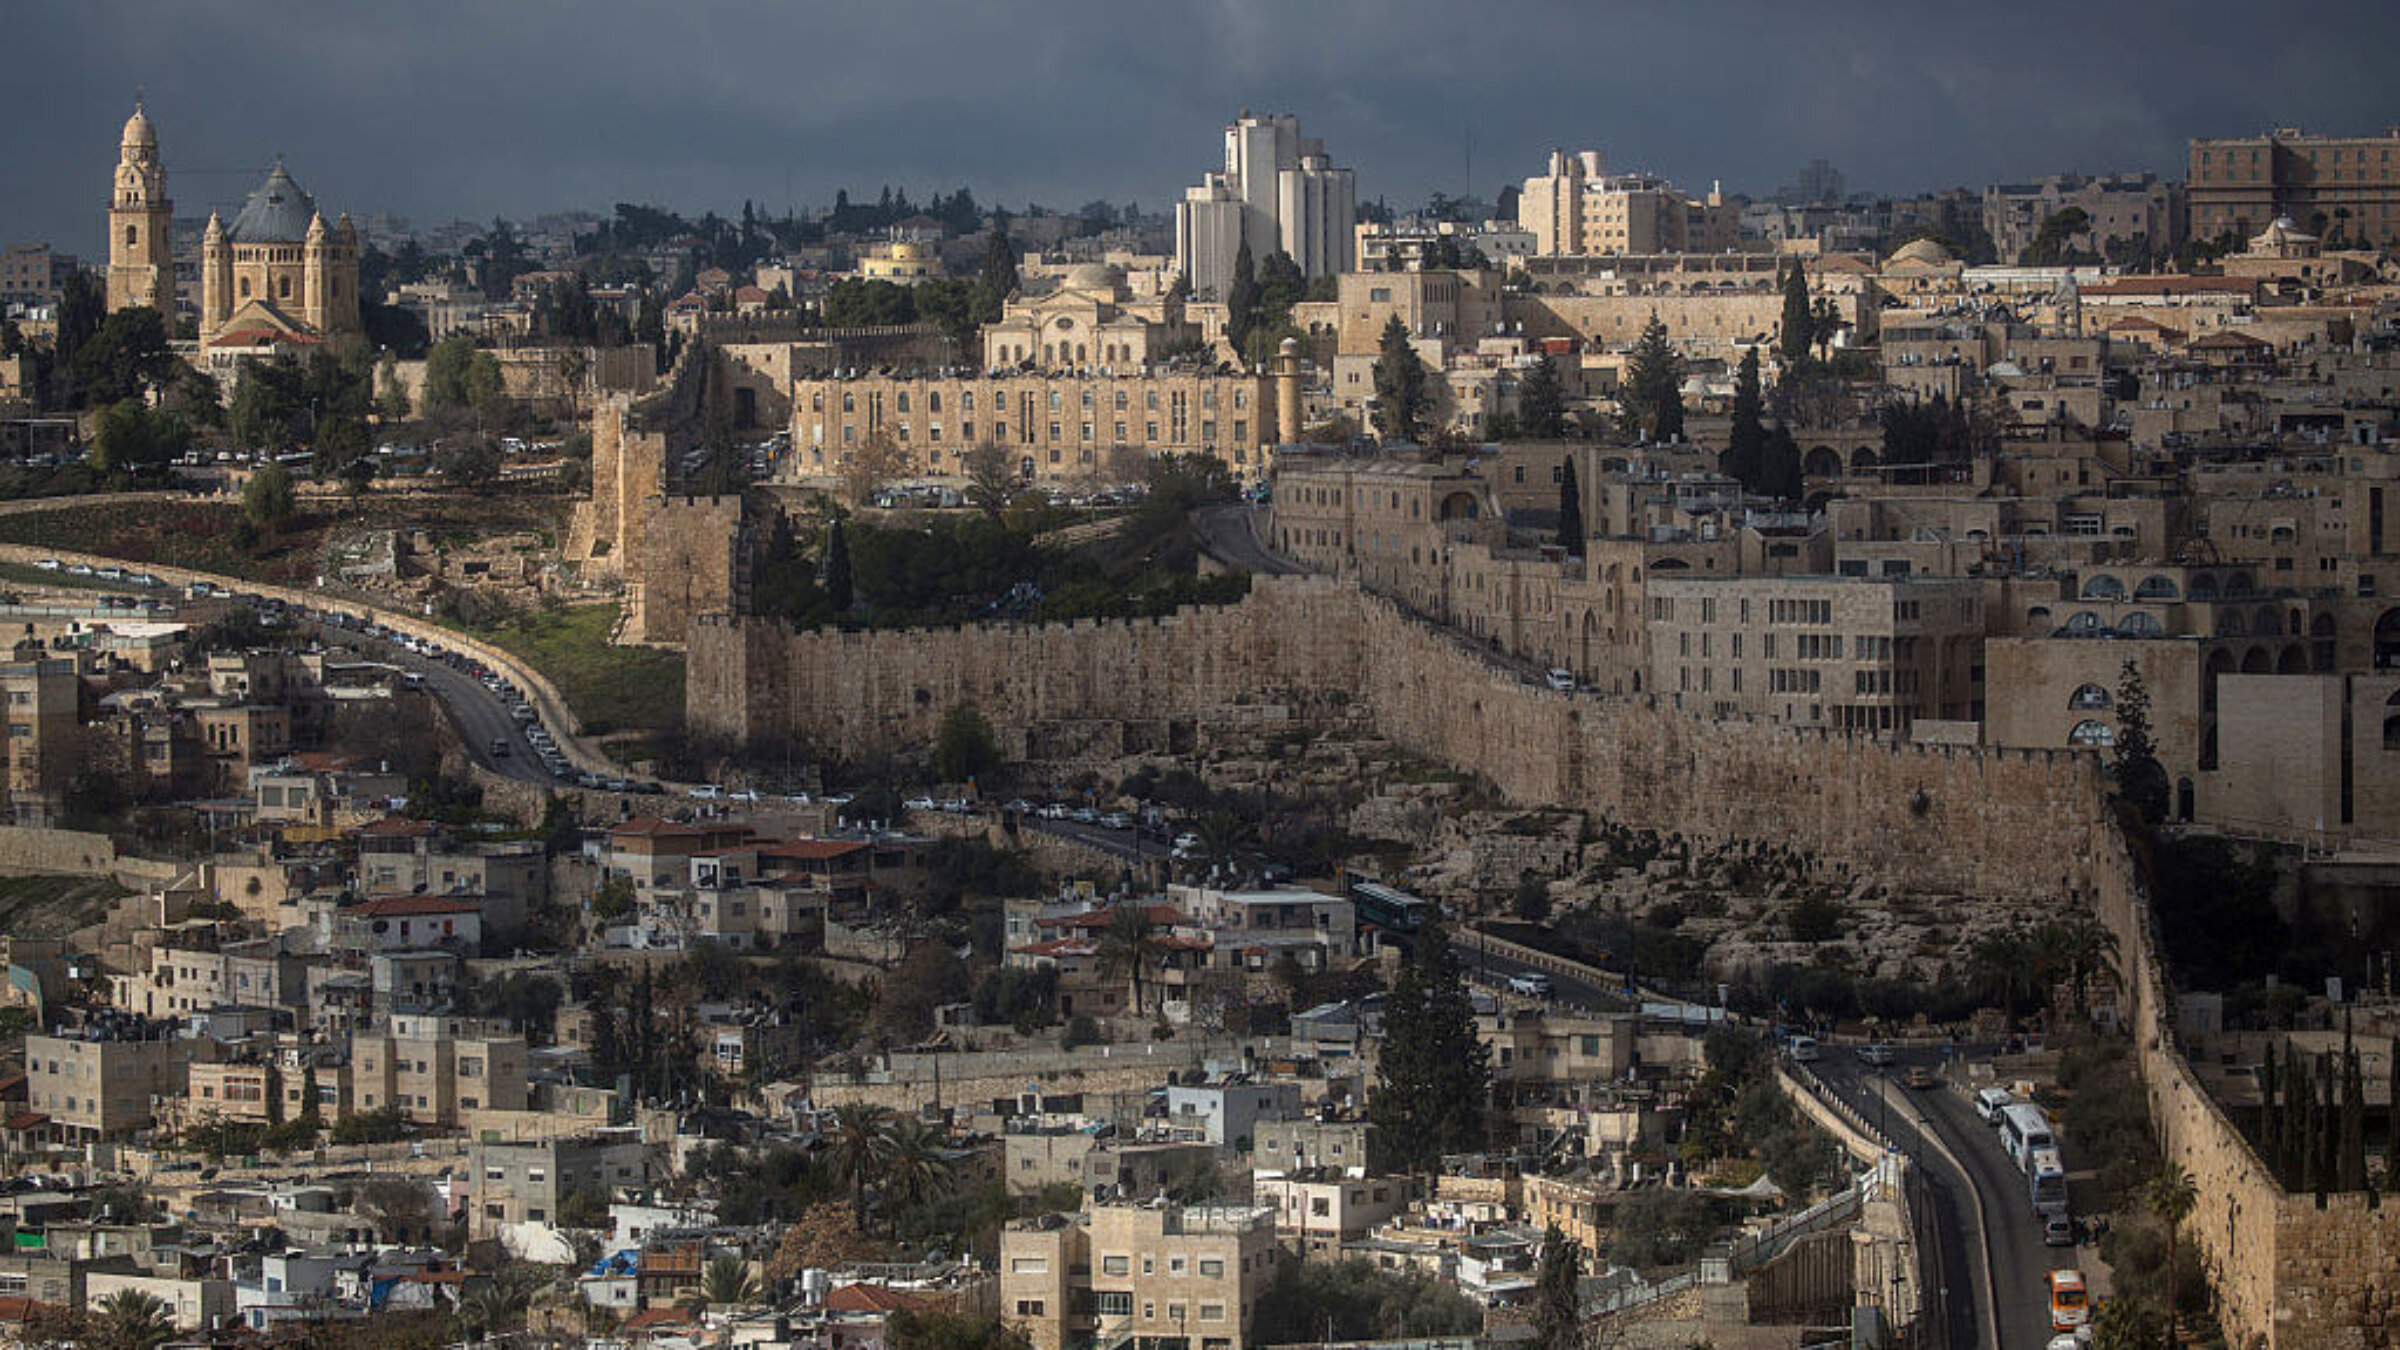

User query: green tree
[879,1116,957,1217]
[1722,347,1766,490]
[1759,423,1804,501]
[89,398,188,475]
[1554,457,1584,556]
[378,353,413,421]
[980,214,1019,303]
[823,520,855,613]
[1367,921,1490,1174]
[1096,905,1171,1018]
[935,702,1002,784]
[687,1255,761,1311]
[965,443,1018,518]
[71,307,176,407]
[1778,260,1814,371]
[94,1290,176,1350]
[827,1102,894,1227]
[2143,1162,2197,1343]
[2021,207,2094,266]
[1619,315,1685,442]
[242,464,296,532]
[435,437,502,488]
[1225,240,1259,355]
[2112,660,2169,823]
[1518,352,1567,438]
[1370,316,1431,443]
[422,336,503,412]
[49,272,105,406]
[1249,1259,1482,1344]
[1531,1226,1584,1350]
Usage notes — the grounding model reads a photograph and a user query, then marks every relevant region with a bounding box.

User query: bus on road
[2000,1103,2056,1172]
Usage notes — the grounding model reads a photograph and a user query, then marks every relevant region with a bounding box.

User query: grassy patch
[0,874,132,939]
[0,492,574,590]
[453,604,684,736]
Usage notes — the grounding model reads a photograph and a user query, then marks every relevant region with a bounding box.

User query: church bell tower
[106,101,175,317]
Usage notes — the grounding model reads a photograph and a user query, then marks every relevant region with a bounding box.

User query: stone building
[349,1014,528,1126]
[1518,148,1738,256]
[104,104,173,319]
[980,264,1185,372]
[1175,112,1355,297]
[999,1204,1279,1350]
[198,159,365,352]
[25,1029,189,1141]
[786,367,1274,482]
[2188,126,2400,248]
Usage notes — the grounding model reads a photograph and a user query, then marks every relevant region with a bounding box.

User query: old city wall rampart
[687,573,2387,1345]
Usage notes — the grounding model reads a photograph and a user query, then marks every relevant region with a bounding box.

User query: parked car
[1545,668,1576,691]
[1786,1035,1822,1063]
[1856,1043,1895,1067]
[903,796,938,811]
[1974,1087,2014,1123]
[1506,972,1553,998]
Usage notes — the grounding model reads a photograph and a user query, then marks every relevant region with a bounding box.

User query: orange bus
[2048,1269,2090,1331]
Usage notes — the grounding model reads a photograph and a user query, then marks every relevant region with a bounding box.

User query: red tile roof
[0,1296,58,1323]
[351,894,482,918]
[4,1112,50,1132]
[357,817,441,838]
[624,1307,701,1330]
[1061,903,1185,930]
[826,1283,934,1314]
[762,839,869,861]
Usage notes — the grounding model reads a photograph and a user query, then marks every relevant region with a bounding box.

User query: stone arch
[2069,683,2112,711]
[2227,571,2256,597]
[1804,446,1842,478]
[1437,491,1478,521]
[2204,646,2234,712]
[1850,447,1879,471]
[2187,573,2219,601]
[2069,719,2115,748]
[2134,575,2179,601]
[2377,608,2400,669]
[2241,645,2272,674]
[2065,611,2104,636]
[2082,573,2126,600]
[2311,613,2337,672]
[2120,611,2163,638]
[2276,644,2308,674]
[2215,609,2247,638]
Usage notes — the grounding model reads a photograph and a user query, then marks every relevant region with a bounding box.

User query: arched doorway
[2377,608,2400,669]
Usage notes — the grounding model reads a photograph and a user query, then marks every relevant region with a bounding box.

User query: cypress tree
[980,214,1019,302]
[1227,240,1258,354]
[1619,315,1685,443]
[1779,260,1814,372]
[2339,1019,2367,1193]
[823,521,854,614]
[1555,459,1584,556]
[1723,347,1766,490]
[1370,316,1431,443]
[1518,352,1567,438]
[1367,920,1491,1176]
[2259,1049,2282,1186]
[1531,1226,1584,1350]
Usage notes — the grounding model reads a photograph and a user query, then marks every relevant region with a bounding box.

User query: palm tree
[1096,905,1170,1017]
[1191,810,1249,876]
[95,1290,175,1350]
[827,1102,895,1227]
[458,1267,542,1341]
[682,1255,760,1314]
[2143,1161,2198,1345]
[878,1116,957,1223]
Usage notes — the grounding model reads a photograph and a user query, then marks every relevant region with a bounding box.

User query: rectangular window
[1103,1256,1129,1276]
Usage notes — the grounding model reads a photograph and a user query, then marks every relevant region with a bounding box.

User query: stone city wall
[688,573,2399,1345]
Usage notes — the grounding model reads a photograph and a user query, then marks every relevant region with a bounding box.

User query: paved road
[302,615,567,786]
[1192,502,1307,576]
[1814,1049,2077,1350]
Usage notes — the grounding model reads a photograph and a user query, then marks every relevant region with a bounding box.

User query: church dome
[228,162,321,244]
[121,105,156,150]
[1060,262,1122,297]
[1888,237,1954,266]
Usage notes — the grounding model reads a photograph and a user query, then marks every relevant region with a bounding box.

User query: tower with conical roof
[106,101,175,317]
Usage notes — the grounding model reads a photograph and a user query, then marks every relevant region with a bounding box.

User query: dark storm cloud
[8,0,2398,249]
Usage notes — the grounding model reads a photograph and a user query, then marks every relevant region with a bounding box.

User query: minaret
[1274,336,1305,444]
[106,101,175,317]
[302,211,330,332]
[201,212,230,344]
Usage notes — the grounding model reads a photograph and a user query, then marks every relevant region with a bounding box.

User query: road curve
[1192,501,1308,576]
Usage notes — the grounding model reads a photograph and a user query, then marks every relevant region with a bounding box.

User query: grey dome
[227,162,319,243]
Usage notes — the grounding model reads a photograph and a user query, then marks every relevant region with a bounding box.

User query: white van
[1787,1035,1821,1063]
[1507,972,1553,998]
[1975,1087,2015,1123]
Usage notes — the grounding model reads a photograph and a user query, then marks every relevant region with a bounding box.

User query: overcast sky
[9,0,2398,251]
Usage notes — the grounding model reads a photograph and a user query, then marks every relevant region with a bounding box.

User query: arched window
[239,277,252,299]
[2187,574,2219,601]
[2227,571,2256,597]
[2065,612,2103,635]
[2134,575,2179,601]
[2082,574,2126,600]
[2215,609,2247,637]
[125,225,137,246]
[2119,612,2164,638]
[2069,720,2115,748]
[2069,684,2112,711]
